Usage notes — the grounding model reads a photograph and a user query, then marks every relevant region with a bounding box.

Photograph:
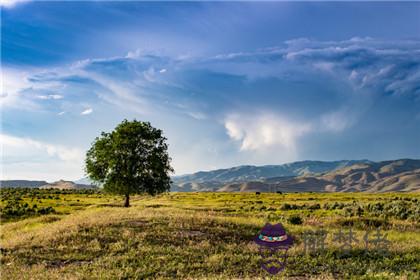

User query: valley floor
[1,191,419,279]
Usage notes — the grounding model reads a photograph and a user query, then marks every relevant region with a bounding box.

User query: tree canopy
[85,119,173,207]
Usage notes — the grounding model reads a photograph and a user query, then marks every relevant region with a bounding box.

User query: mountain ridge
[173,160,371,184]
[172,159,420,193]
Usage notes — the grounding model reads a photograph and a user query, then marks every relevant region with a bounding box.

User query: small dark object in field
[256,192,261,195]
[276,191,282,194]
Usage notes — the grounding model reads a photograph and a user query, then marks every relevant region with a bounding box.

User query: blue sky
[1,1,420,181]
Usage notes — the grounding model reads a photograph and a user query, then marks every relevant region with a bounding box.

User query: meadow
[1,189,419,279]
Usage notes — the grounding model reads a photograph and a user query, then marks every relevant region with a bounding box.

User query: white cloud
[0,68,37,109]
[0,0,30,8]
[0,134,85,181]
[1,134,84,162]
[81,108,93,115]
[159,68,167,73]
[224,113,311,152]
[35,94,64,100]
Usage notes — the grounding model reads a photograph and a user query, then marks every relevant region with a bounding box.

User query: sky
[1,1,420,181]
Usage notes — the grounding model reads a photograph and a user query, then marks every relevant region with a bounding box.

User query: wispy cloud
[283,38,420,97]
[2,38,420,176]
[35,94,63,100]
[81,108,93,115]
[6,38,419,119]
[1,134,84,162]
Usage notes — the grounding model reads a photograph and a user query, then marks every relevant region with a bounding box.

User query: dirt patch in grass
[176,230,206,238]
[124,219,148,227]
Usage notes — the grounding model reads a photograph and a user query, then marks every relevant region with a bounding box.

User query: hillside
[173,159,420,193]
[319,159,420,192]
[1,191,419,279]
[40,180,96,190]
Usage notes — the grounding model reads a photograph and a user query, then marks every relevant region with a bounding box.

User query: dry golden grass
[1,192,419,279]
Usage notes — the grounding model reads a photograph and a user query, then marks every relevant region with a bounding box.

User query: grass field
[1,189,419,279]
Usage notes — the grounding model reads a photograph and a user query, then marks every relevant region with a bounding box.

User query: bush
[288,215,303,225]
[281,203,292,210]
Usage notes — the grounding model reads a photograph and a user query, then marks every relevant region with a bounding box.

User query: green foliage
[338,200,420,221]
[0,188,106,222]
[281,203,321,211]
[0,189,56,219]
[85,120,174,204]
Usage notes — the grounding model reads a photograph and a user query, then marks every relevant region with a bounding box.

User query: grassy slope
[1,192,419,279]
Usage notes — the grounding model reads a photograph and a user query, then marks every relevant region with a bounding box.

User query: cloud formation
[2,37,420,177]
[225,113,311,152]
[283,38,420,97]
[36,94,63,100]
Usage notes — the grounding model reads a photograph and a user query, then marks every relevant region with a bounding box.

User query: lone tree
[85,119,173,207]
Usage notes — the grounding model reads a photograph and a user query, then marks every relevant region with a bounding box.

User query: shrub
[288,215,303,225]
[281,203,292,210]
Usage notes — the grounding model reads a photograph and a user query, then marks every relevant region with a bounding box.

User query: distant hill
[172,159,420,193]
[40,180,96,190]
[0,180,48,188]
[317,159,420,192]
[171,160,370,191]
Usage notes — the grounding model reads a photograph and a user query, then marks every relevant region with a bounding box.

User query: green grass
[1,191,419,279]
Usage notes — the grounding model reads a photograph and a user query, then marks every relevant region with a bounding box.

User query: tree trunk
[124,194,130,207]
